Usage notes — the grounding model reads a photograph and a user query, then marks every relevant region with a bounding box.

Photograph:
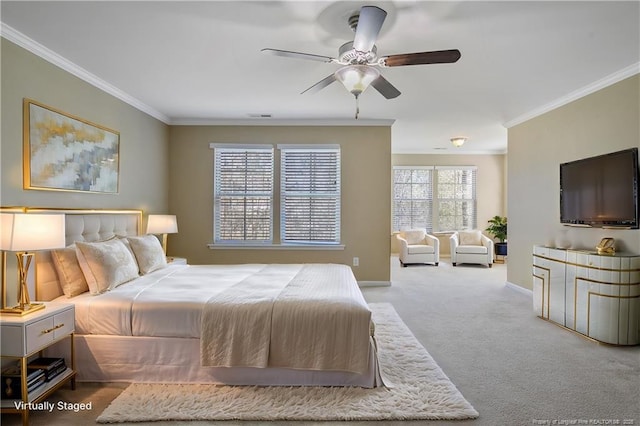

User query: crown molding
[170,118,395,126]
[504,63,640,128]
[1,23,170,124]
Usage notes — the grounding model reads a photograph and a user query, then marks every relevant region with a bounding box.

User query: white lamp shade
[335,65,380,96]
[146,215,178,234]
[0,213,66,252]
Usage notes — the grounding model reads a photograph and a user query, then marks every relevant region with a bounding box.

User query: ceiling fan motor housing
[338,41,377,65]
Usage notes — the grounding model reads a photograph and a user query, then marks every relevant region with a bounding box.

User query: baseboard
[505,281,532,297]
[359,281,392,287]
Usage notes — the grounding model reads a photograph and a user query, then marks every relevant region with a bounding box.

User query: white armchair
[396,229,439,267]
[450,230,494,268]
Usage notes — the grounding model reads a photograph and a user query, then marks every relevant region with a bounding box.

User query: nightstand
[167,257,187,265]
[1,303,76,425]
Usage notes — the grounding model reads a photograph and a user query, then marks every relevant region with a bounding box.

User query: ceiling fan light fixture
[451,137,467,147]
[335,65,380,97]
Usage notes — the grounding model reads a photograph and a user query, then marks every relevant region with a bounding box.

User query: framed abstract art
[23,99,120,194]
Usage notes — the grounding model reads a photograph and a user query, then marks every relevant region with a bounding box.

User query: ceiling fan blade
[371,75,401,99]
[352,6,387,52]
[382,49,461,67]
[261,48,334,63]
[301,74,337,94]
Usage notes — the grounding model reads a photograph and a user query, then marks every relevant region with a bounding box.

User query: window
[436,167,477,231]
[392,166,477,232]
[280,145,341,244]
[213,145,274,243]
[393,167,433,232]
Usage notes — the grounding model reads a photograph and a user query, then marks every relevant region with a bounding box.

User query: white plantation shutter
[392,167,434,233]
[436,166,477,231]
[280,145,341,244]
[213,145,274,243]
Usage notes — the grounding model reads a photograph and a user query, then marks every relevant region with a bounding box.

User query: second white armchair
[450,230,494,268]
[396,229,440,267]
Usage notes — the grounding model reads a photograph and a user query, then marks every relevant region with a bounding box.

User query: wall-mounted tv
[560,148,639,228]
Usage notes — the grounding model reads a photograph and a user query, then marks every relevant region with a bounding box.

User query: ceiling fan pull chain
[355,95,360,120]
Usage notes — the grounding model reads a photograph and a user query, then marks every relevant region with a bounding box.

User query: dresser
[1,303,76,425]
[533,246,640,345]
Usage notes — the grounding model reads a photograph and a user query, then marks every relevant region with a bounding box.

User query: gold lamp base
[1,252,44,316]
[1,302,45,316]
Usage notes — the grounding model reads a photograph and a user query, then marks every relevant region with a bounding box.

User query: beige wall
[391,153,507,255]
[507,74,640,290]
[1,39,170,212]
[168,125,392,283]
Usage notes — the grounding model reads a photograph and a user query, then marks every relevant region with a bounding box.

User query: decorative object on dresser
[0,303,76,425]
[0,212,66,315]
[595,237,615,255]
[449,230,494,268]
[23,99,120,194]
[396,229,440,267]
[532,245,639,345]
[146,214,178,255]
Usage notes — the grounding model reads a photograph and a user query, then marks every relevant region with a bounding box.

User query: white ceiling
[2,1,639,154]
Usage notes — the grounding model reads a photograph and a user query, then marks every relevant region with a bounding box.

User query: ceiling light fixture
[335,65,379,97]
[335,65,380,119]
[451,137,467,147]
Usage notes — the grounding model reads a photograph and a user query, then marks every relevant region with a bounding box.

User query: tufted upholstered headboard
[28,208,142,301]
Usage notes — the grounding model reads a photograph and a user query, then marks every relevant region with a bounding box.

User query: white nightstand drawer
[52,308,74,340]
[25,309,73,354]
[2,304,75,357]
[26,317,54,354]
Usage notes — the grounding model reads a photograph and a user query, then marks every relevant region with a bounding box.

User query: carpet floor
[96,303,478,423]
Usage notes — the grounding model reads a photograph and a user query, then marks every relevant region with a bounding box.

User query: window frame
[392,165,477,233]
[434,166,477,232]
[278,144,341,246]
[392,166,434,232]
[209,143,344,250]
[211,144,274,245]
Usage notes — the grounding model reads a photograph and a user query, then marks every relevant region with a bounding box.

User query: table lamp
[146,214,178,255]
[0,213,65,315]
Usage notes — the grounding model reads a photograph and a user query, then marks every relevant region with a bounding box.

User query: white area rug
[97,303,478,423]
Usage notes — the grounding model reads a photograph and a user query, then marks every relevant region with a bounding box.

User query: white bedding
[58,262,372,374]
[201,263,372,374]
[60,263,266,336]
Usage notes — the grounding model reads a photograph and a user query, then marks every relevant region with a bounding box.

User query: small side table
[167,257,187,265]
[1,303,76,425]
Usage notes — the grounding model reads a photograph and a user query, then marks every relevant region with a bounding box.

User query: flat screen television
[560,148,639,228]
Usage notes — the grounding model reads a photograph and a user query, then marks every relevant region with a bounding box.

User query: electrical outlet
[353,257,359,267]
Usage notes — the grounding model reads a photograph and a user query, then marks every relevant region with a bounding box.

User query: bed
[30,209,382,388]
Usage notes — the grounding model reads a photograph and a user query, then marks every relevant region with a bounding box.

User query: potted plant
[486,215,507,256]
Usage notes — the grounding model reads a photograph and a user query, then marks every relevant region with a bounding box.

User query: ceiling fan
[262,5,461,117]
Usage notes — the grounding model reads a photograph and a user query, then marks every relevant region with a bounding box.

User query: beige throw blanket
[200,264,372,374]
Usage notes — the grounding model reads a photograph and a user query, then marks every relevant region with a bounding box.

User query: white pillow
[127,235,167,274]
[75,239,140,295]
[459,230,483,246]
[51,245,89,297]
[403,229,426,245]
